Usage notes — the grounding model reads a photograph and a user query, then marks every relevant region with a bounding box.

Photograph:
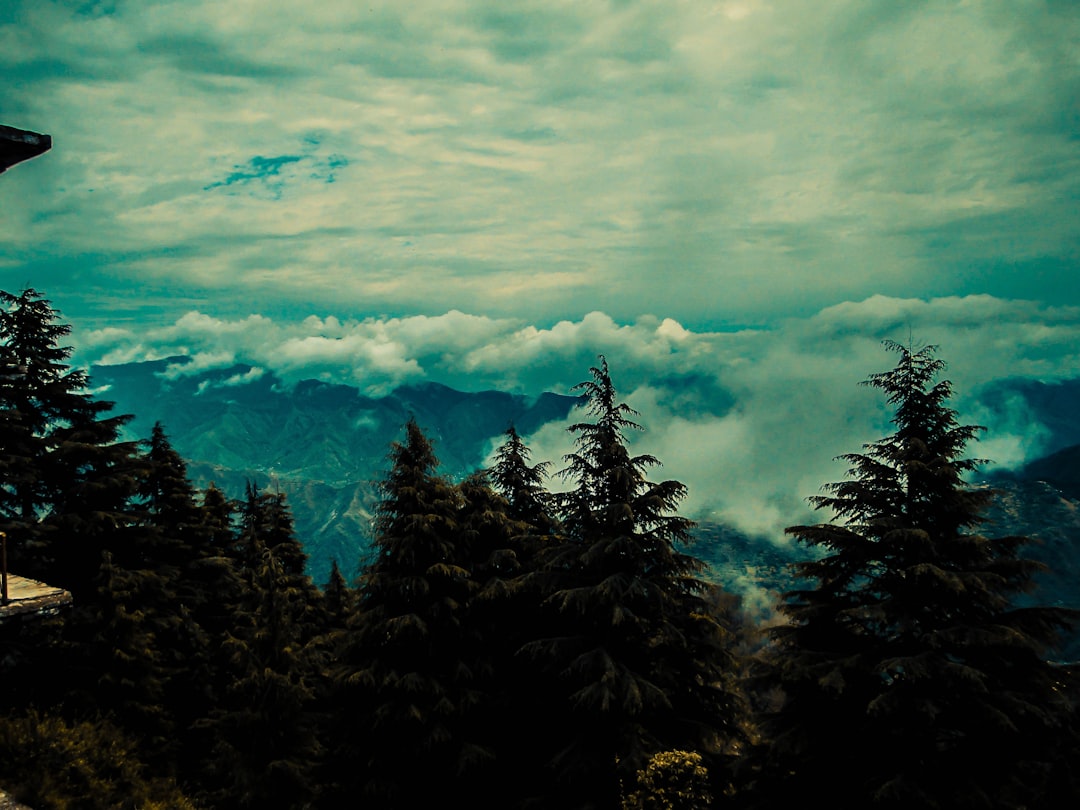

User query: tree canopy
[761,341,1077,809]
[1,288,1075,810]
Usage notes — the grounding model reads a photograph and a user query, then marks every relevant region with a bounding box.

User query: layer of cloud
[4,2,1076,545]
[2,0,1077,332]
[74,295,1080,541]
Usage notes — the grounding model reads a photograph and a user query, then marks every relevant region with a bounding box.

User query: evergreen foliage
[187,484,322,808]
[89,547,174,750]
[202,535,323,809]
[200,482,238,551]
[137,425,249,783]
[320,558,356,633]
[0,288,143,597]
[0,288,325,808]
[524,357,748,809]
[331,419,486,807]
[474,428,565,807]
[0,288,162,723]
[490,424,556,533]
[762,341,1077,809]
[456,467,550,808]
[238,483,311,582]
[1,285,1077,809]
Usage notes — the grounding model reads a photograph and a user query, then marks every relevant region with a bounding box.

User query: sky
[2,0,1079,539]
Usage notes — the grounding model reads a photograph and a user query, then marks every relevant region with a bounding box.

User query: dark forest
[1,288,1076,810]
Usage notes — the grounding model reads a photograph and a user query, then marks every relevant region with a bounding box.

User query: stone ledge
[0,574,72,620]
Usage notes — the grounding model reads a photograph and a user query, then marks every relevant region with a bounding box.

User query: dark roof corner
[0,124,52,174]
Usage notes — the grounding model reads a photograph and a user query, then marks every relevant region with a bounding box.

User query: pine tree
[201,482,238,551]
[192,481,247,656]
[138,425,251,784]
[762,341,1077,809]
[0,287,143,598]
[455,467,547,809]
[331,419,486,808]
[190,484,322,807]
[320,558,356,634]
[0,287,151,717]
[490,424,556,534]
[0,289,218,774]
[69,427,208,772]
[204,536,323,809]
[485,427,571,808]
[91,547,172,742]
[238,483,311,580]
[527,357,748,810]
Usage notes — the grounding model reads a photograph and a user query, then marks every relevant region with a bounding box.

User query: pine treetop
[767,340,1078,809]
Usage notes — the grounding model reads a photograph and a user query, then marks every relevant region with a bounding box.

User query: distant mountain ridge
[89,358,1080,658]
[89,356,582,583]
[975,377,1080,457]
[991,444,1080,502]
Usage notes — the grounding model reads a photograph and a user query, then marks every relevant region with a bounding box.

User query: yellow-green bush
[0,711,197,810]
[621,750,713,810]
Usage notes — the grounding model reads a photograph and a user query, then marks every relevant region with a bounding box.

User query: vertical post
[1,531,7,605]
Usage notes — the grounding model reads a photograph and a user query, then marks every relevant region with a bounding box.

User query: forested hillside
[2,288,1077,809]
[88,356,581,584]
[88,344,1080,650]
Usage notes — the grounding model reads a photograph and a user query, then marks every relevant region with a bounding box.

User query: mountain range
[90,356,581,584]
[88,358,1080,658]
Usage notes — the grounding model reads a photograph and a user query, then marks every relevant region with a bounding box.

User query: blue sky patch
[203,151,348,197]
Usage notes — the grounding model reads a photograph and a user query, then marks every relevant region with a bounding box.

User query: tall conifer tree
[0,288,142,597]
[331,419,487,807]
[319,558,356,634]
[490,425,556,534]
[194,485,322,808]
[205,537,323,809]
[527,357,747,810]
[0,288,149,716]
[763,341,1076,809]
[455,467,550,808]
[138,425,251,783]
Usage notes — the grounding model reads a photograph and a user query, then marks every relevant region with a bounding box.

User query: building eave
[0,124,52,173]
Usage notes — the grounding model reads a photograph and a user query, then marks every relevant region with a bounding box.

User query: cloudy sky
[2,0,1078,537]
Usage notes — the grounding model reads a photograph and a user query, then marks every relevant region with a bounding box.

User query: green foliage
[520,356,749,809]
[238,483,311,580]
[3,286,1077,808]
[0,711,197,810]
[199,492,323,809]
[490,424,556,533]
[319,558,356,631]
[621,750,713,810]
[330,419,492,806]
[762,341,1078,809]
[0,288,143,597]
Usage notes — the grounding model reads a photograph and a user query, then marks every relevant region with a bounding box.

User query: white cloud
[162,352,236,380]
[2,1,1076,332]
[5,2,1077,543]
[74,295,1080,542]
[194,366,266,394]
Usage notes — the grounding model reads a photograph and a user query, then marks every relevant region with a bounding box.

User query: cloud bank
[4,2,1076,546]
[2,0,1078,332]
[74,294,1080,541]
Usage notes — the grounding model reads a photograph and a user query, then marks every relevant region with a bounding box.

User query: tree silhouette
[0,287,142,598]
[525,357,747,810]
[331,419,487,807]
[763,341,1077,809]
